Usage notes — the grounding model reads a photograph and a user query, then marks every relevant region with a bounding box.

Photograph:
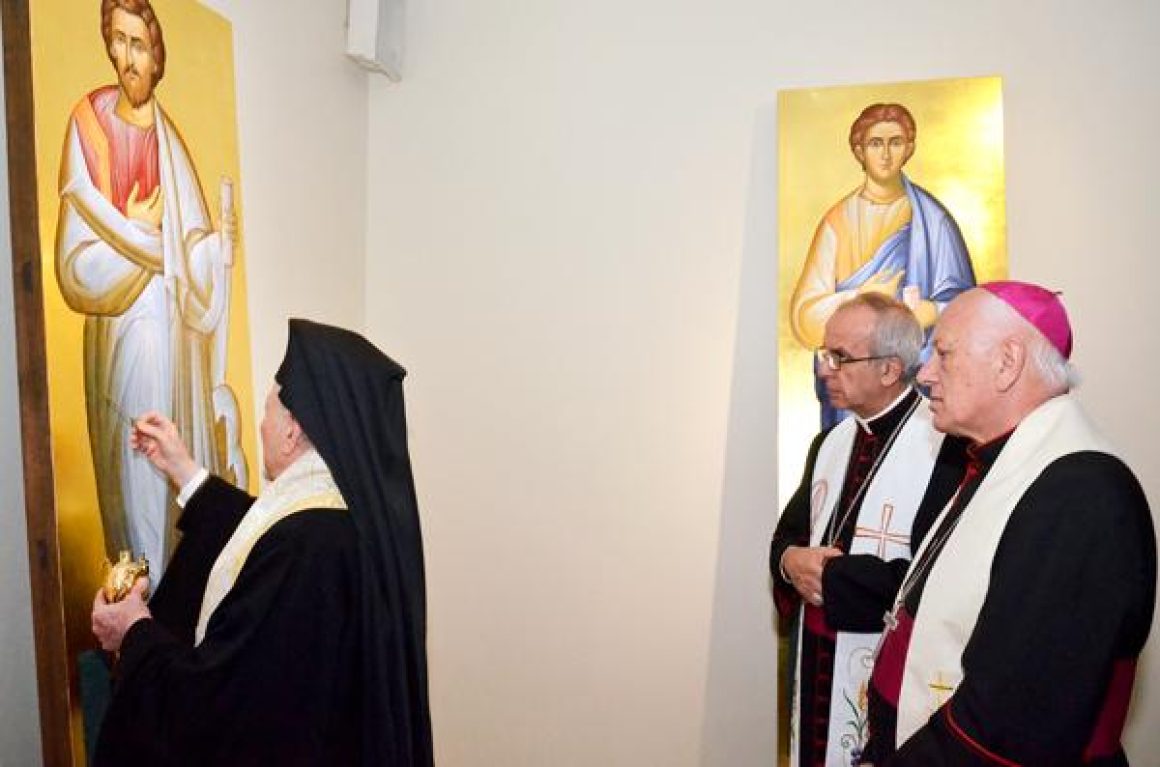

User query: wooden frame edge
[2,0,74,764]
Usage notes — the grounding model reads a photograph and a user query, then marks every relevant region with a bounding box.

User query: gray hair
[838,293,923,381]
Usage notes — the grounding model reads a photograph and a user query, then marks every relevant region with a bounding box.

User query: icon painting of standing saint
[21,0,256,757]
[55,0,248,579]
[774,76,1007,766]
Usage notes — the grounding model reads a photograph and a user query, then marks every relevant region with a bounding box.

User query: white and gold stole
[195,449,346,645]
[896,394,1112,745]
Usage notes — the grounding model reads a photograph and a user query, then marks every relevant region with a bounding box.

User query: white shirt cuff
[176,468,209,508]
[778,549,792,583]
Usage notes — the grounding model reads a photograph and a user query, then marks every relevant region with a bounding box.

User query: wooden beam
[2,0,74,764]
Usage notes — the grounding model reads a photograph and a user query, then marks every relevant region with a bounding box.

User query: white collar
[854,386,915,434]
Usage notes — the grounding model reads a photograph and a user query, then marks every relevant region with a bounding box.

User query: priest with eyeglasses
[771,293,969,767]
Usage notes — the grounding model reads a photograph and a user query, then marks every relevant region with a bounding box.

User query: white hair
[977,290,1077,394]
[1025,331,1079,393]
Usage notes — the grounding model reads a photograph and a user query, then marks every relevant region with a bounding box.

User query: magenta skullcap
[980,280,1073,360]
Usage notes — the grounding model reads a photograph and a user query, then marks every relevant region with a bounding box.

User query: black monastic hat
[276,319,433,766]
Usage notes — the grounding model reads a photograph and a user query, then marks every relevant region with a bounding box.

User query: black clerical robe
[864,447,1156,766]
[770,391,968,767]
[94,475,363,767]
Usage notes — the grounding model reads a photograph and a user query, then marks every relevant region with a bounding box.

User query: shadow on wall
[697,102,781,767]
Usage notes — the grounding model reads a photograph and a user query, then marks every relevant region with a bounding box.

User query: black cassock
[97,319,433,767]
[864,447,1157,767]
[769,391,968,767]
[95,475,363,766]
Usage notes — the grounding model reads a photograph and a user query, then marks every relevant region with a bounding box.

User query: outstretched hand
[92,578,151,652]
[130,411,199,489]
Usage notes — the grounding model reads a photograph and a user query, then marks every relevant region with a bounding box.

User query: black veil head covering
[275,319,433,766]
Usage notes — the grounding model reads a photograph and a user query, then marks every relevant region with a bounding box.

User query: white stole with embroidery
[894,394,1111,745]
[194,449,346,645]
[791,397,943,767]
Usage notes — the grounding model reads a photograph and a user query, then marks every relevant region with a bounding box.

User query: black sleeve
[823,434,969,633]
[888,453,1157,767]
[147,475,255,645]
[770,430,830,615]
[822,554,910,632]
[96,511,362,767]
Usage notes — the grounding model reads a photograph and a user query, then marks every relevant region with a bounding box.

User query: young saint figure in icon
[789,103,976,429]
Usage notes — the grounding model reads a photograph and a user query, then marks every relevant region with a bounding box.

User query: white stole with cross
[895,394,1111,746]
[791,397,943,767]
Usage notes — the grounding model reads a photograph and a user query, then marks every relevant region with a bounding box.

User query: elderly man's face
[819,304,895,418]
[259,385,295,481]
[109,7,158,108]
[855,121,912,186]
[917,292,994,441]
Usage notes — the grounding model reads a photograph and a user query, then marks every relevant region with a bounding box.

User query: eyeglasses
[815,348,894,372]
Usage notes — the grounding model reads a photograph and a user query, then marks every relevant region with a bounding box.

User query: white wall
[363,0,1160,764]
[201,0,369,393]
[0,11,44,764]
